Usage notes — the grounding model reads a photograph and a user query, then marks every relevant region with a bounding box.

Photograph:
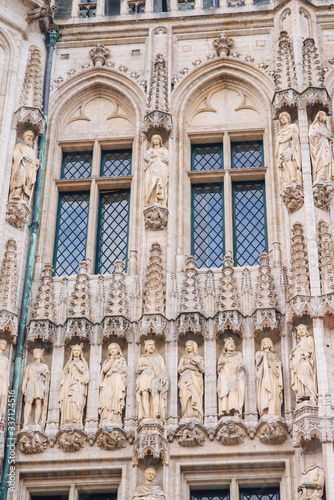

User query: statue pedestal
[96,425,127,449]
[143,205,168,231]
[312,180,334,210]
[280,183,304,212]
[17,429,48,454]
[6,200,31,229]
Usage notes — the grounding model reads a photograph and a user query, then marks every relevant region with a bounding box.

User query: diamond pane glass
[79,494,117,500]
[233,182,267,266]
[101,150,132,177]
[62,152,92,179]
[239,487,280,500]
[54,193,89,276]
[192,145,223,171]
[191,490,230,500]
[97,191,130,274]
[192,184,224,268]
[232,141,263,169]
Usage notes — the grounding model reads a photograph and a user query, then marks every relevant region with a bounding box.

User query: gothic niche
[290,325,317,407]
[178,339,205,422]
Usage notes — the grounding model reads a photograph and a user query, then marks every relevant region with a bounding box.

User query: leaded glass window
[239,487,280,500]
[232,141,263,169]
[191,490,229,500]
[96,190,130,274]
[192,145,223,171]
[101,150,132,177]
[105,0,121,15]
[53,193,89,276]
[79,494,117,500]
[233,182,267,266]
[61,152,92,179]
[192,184,224,268]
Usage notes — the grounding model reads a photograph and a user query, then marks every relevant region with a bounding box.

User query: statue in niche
[136,339,169,421]
[144,135,169,208]
[22,348,50,430]
[9,130,39,204]
[309,110,334,183]
[132,468,166,500]
[298,465,325,500]
[98,342,127,426]
[255,337,283,417]
[178,340,205,420]
[59,344,89,429]
[217,337,246,417]
[0,340,9,421]
[276,111,302,186]
[290,325,317,405]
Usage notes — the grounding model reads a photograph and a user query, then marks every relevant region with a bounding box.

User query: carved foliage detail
[302,38,325,88]
[0,239,18,314]
[217,252,240,311]
[68,260,91,319]
[180,257,202,312]
[255,253,277,308]
[20,47,43,109]
[275,31,297,90]
[147,53,169,114]
[212,33,234,57]
[106,260,129,316]
[32,264,55,321]
[318,221,334,295]
[143,243,166,314]
[289,223,310,298]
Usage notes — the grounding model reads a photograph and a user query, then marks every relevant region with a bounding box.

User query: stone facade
[1,0,334,499]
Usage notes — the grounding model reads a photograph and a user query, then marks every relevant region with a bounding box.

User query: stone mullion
[243,318,257,426]
[322,442,334,500]
[312,318,330,414]
[204,319,217,427]
[281,321,293,424]
[45,331,64,434]
[166,322,178,429]
[124,331,138,432]
[84,330,101,433]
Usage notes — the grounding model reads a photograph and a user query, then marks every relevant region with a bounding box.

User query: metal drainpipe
[0,29,58,500]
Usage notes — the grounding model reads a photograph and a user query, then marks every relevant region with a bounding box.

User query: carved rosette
[17,430,48,454]
[312,180,334,210]
[56,428,87,452]
[257,419,289,444]
[280,183,304,212]
[96,426,127,450]
[216,419,247,446]
[143,205,168,231]
[212,33,234,57]
[174,423,206,447]
[89,43,111,67]
[134,422,168,465]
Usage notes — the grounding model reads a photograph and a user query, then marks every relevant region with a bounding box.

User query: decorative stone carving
[56,428,86,452]
[139,314,167,339]
[175,422,206,446]
[13,106,45,136]
[272,89,299,114]
[277,112,302,187]
[89,43,110,66]
[216,311,243,335]
[22,349,50,430]
[143,206,168,231]
[217,337,245,417]
[134,422,168,465]
[309,111,334,183]
[103,316,130,340]
[216,420,246,445]
[0,340,9,421]
[217,252,240,311]
[6,130,39,228]
[280,183,304,212]
[17,430,48,454]
[177,312,203,336]
[99,343,127,426]
[0,239,18,324]
[143,243,165,314]
[19,47,43,109]
[147,54,169,115]
[180,257,202,312]
[286,296,317,324]
[256,338,283,417]
[26,5,57,33]
[255,253,277,308]
[302,39,325,88]
[65,318,92,343]
[79,2,96,17]
[144,135,169,209]
[132,468,166,500]
[241,268,253,313]
[251,309,281,333]
[105,260,129,316]
[96,426,127,450]
[275,31,297,90]
[68,260,91,319]
[142,111,172,137]
[212,33,234,57]
[32,264,55,321]
[204,270,216,317]
[26,320,56,345]
[136,339,169,421]
[292,407,326,447]
[290,325,317,405]
[298,465,325,500]
[312,181,334,211]
[289,223,310,297]
[257,419,289,444]
[59,344,89,429]
[318,221,334,294]
[178,340,205,420]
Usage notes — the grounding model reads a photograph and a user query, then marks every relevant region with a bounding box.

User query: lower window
[31,496,68,500]
[239,487,280,500]
[191,491,230,500]
[79,494,117,500]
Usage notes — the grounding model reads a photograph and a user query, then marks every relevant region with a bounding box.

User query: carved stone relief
[290,325,317,406]
[32,264,55,321]
[318,220,334,294]
[217,252,240,311]
[277,112,302,188]
[96,426,127,450]
[22,349,50,431]
[257,419,289,444]
[0,239,18,336]
[174,422,206,446]
[216,420,247,445]
[19,47,43,109]
[68,260,91,319]
[105,260,129,316]
[289,223,310,297]
[89,43,110,66]
[180,257,202,312]
[255,253,277,308]
[17,430,48,454]
[256,338,283,417]
[178,340,205,420]
[143,243,166,314]
[212,33,234,57]
[217,338,245,417]
[132,468,166,500]
[298,465,325,500]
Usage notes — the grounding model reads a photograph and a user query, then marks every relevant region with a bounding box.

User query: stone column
[243,318,257,426]
[45,329,64,435]
[313,318,330,415]
[323,442,334,500]
[204,319,217,427]
[281,322,293,425]
[167,322,178,430]
[124,331,138,432]
[84,327,101,434]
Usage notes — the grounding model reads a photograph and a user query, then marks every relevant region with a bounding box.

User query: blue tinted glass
[62,152,92,179]
[101,150,132,177]
[232,142,263,169]
[192,145,223,171]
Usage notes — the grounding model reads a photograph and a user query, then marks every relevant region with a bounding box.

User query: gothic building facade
[0,0,334,499]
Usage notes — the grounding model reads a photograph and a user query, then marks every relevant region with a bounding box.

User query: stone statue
[9,130,39,204]
[217,337,246,417]
[309,110,334,182]
[22,348,50,430]
[98,342,127,426]
[290,325,317,405]
[255,338,283,417]
[132,468,166,500]
[136,339,169,421]
[276,111,302,186]
[144,135,169,208]
[298,465,325,500]
[178,340,205,420]
[59,344,89,429]
[0,340,9,421]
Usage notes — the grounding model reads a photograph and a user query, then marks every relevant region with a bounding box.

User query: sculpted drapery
[132,468,166,500]
[276,112,302,186]
[255,338,283,417]
[22,348,50,430]
[144,135,169,208]
[178,340,205,420]
[290,325,317,405]
[217,337,245,417]
[309,111,334,182]
[9,130,39,203]
[98,343,127,426]
[136,340,169,421]
[59,344,89,428]
[0,340,9,421]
